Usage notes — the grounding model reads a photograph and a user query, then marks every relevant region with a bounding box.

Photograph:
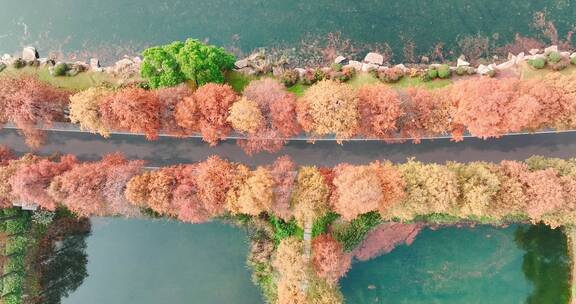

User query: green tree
[140,39,235,88]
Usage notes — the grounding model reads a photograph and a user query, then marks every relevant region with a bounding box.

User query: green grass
[520,61,576,80]
[0,66,123,91]
[287,83,309,96]
[224,70,258,93]
[347,73,380,88]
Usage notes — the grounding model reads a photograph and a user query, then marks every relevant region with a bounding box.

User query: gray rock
[420,56,430,64]
[238,66,257,76]
[457,58,470,67]
[515,52,525,64]
[248,52,264,61]
[496,60,515,70]
[89,58,101,69]
[394,64,408,72]
[334,55,347,64]
[234,58,249,69]
[477,64,495,75]
[346,60,363,71]
[0,54,12,64]
[272,66,284,78]
[560,51,571,58]
[363,52,384,65]
[544,45,558,55]
[529,49,540,55]
[361,63,378,72]
[295,68,306,78]
[22,46,39,61]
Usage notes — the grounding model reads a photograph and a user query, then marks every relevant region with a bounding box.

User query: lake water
[57,219,570,304]
[0,0,574,62]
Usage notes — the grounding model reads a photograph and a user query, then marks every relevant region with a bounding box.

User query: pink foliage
[267,156,297,221]
[10,155,77,210]
[157,84,193,136]
[311,234,351,283]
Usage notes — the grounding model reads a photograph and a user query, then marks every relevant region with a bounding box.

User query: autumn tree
[240,79,301,154]
[489,160,530,219]
[10,155,77,211]
[292,166,330,226]
[448,162,501,217]
[0,146,14,166]
[387,159,458,220]
[0,76,69,148]
[125,168,177,216]
[0,154,41,208]
[297,80,359,141]
[311,234,351,284]
[49,154,143,217]
[157,84,193,136]
[357,84,403,139]
[68,87,112,137]
[193,156,237,217]
[226,166,274,216]
[399,87,451,142]
[100,87,161,140]
[227,97,265,134]
[268,156,297,221]
[273,237,308,304]
[175,83,237,145]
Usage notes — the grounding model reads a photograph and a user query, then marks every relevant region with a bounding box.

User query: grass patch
[312,212,339,237]
[268,215,304,246]
[332,211,382,251]
[287,83,309,96]
[520,61,576,81]
[224,70,257,93]
[347,73,379,88]
[0,66,123,91]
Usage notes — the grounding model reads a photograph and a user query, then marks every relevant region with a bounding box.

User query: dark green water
[340,224,570,304]
[55,219,570,304]
[0,0,574,61]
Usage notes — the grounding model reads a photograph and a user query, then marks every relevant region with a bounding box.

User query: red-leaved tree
[0,76,70,148]
[100,87,161,140]
[157,84,193,136]
[312,234,351,284]
[357,84,403,140]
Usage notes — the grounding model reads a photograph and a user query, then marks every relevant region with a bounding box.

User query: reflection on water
[340,225,570,304]
[0,0,574,62]
[515,224,570,304]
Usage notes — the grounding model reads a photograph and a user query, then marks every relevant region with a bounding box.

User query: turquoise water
[60,218,262,304]
[0,0,574,61]
[340,224,570,304]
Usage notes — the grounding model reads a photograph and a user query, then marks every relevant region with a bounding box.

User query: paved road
[1,128,576,166]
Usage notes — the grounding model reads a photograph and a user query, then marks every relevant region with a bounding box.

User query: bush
[32,210,55,226]
[53,62,69,76]
[269,215,303,246]
[5,236,28,255]
[2,274,23,296]
[141,38,235,88]
[528,58,546,69]
[456,66,467,76]
[5,218,28,235]
[314,69,327,82]
[547,51,562,64]
[312,212,339,237]
[4,255,25,274]
[2,293,21,304]
[332,211,381,251]
[377,67,404,83]
[427,67,438,79]
[12,58,25,69]
[549,57,570,71]
[281,69,299,87]
[571,56,576,65]
[437,64,451,79]
[330,63,342,72]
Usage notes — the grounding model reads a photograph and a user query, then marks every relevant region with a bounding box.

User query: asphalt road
[1,128,575,167]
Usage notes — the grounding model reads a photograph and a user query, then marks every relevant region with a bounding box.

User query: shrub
[32,210,55,226]
[528,58,546,69]
[311,234,351,283]
[330,63,342,72]
[269,215,303,246]
[3,294,22,304]
[571,56,576,65]
[549,57,570,71]
[314,69,327,82]
[332,211,381,251]
[4,255,25,274]
[53,62,69,76]
[6,236,28,255]
[12,58,25,69]
[281,69,299,87]
[455,66,467,76]
[312,212,339,237]
[437,64,451,79]
[141,38,235,88]
[377,67,404,83]
[5,218,28,235]
[547,51,562,64]
[69,87,112,137]
[357,84,403,139]
[427,67,438,79]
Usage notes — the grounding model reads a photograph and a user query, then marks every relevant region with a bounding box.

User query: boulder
[248,52,264,61]
[515,52,525,64]
[496,60,515,70]
[477,64,495,75]
[457,58,470,67]
[346,60,363,71]
[394,64,408,72]
[22,46,39,61]
[544,45,558,55]
[238,67,257,76]
[571,53,576,59]
[334,55,347,64]
[272,66,284,78]
[363,52,384,65]
[89,58,101,69]
[420,56,430,64]
[361,63,378,72]
[235,58,249,69]
[532,53,546,60]
[295,68,306,78]
[560,51,571,58]
[377,66,389,72]
[529,48,540,55]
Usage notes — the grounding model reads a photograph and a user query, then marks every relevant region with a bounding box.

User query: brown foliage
[297,80,359,141]
[273,237,308,304]
[0,76,70,148]
[10,155,77,210]
[226,166,274,216]
[292,166,330,225]
[194,156,237,217]
[50,154,143,217]
[227,97,264,134]
[0,146,14,166]
[175,83,237,145]
[357,84,403,139]
[68,87,112,137]
[311,234,351,284]
[0,154,41,208]
[100,87,161,140]
[157,84,193,136]
[399,87,451,143]
[125,168,177,216]
[267,156,297,221]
